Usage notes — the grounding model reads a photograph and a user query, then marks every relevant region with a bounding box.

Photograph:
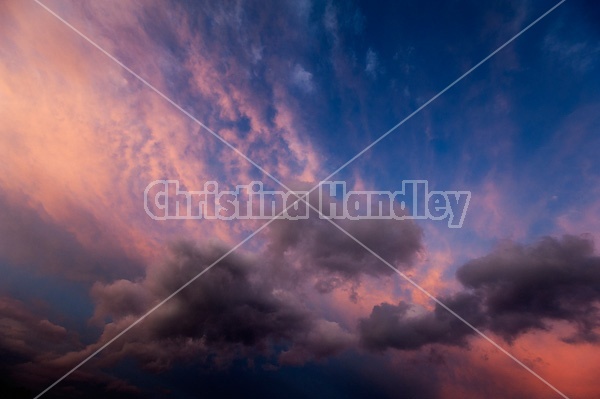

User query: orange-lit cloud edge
[1,1,598,398]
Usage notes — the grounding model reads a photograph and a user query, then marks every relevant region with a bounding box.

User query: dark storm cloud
[0,237,356,396]
[0,190,422,395]
[266,193,423,291]
[360,235,600,351]
[268,217,422,278]
[91,241,355,371]
[0,296,82,397]
[142,242,310,346]
[58,201,423,391]
[457,234,600,342]
[0,297,73,364]
[359,295,478,351]
[87,196,423,371]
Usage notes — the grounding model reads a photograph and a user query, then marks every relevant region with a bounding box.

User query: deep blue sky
[1,1,600,398]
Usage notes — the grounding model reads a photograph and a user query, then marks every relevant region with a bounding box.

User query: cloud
[457,234,600,342]
[270,217,422,276]
[0,190,144,282]
[3,0,599,397]
[0,297,71,363]
[278,319,356,365]
[365,48,379,78]
[291,64,315,93]
[0,296,81,396]
[359,299,475,351]
[87,240,357,372]
[265,197,423,292]
[40,210,421,387]
[0,1,419,393]
[0,0,327,272]
[360,234,600,351]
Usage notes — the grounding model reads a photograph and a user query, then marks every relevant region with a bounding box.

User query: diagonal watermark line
[32,212,282,399]
[315,213,571,399]
[32,0,569,398]
[316,0,567,185]
[32,0,293,198]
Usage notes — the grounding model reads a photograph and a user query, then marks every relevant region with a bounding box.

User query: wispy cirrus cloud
[2,0,600,398]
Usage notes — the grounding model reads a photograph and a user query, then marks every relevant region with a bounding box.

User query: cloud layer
[1,0,600,397]
[360,235,600,351]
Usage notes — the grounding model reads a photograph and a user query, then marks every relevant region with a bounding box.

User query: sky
[1,0,599,398]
